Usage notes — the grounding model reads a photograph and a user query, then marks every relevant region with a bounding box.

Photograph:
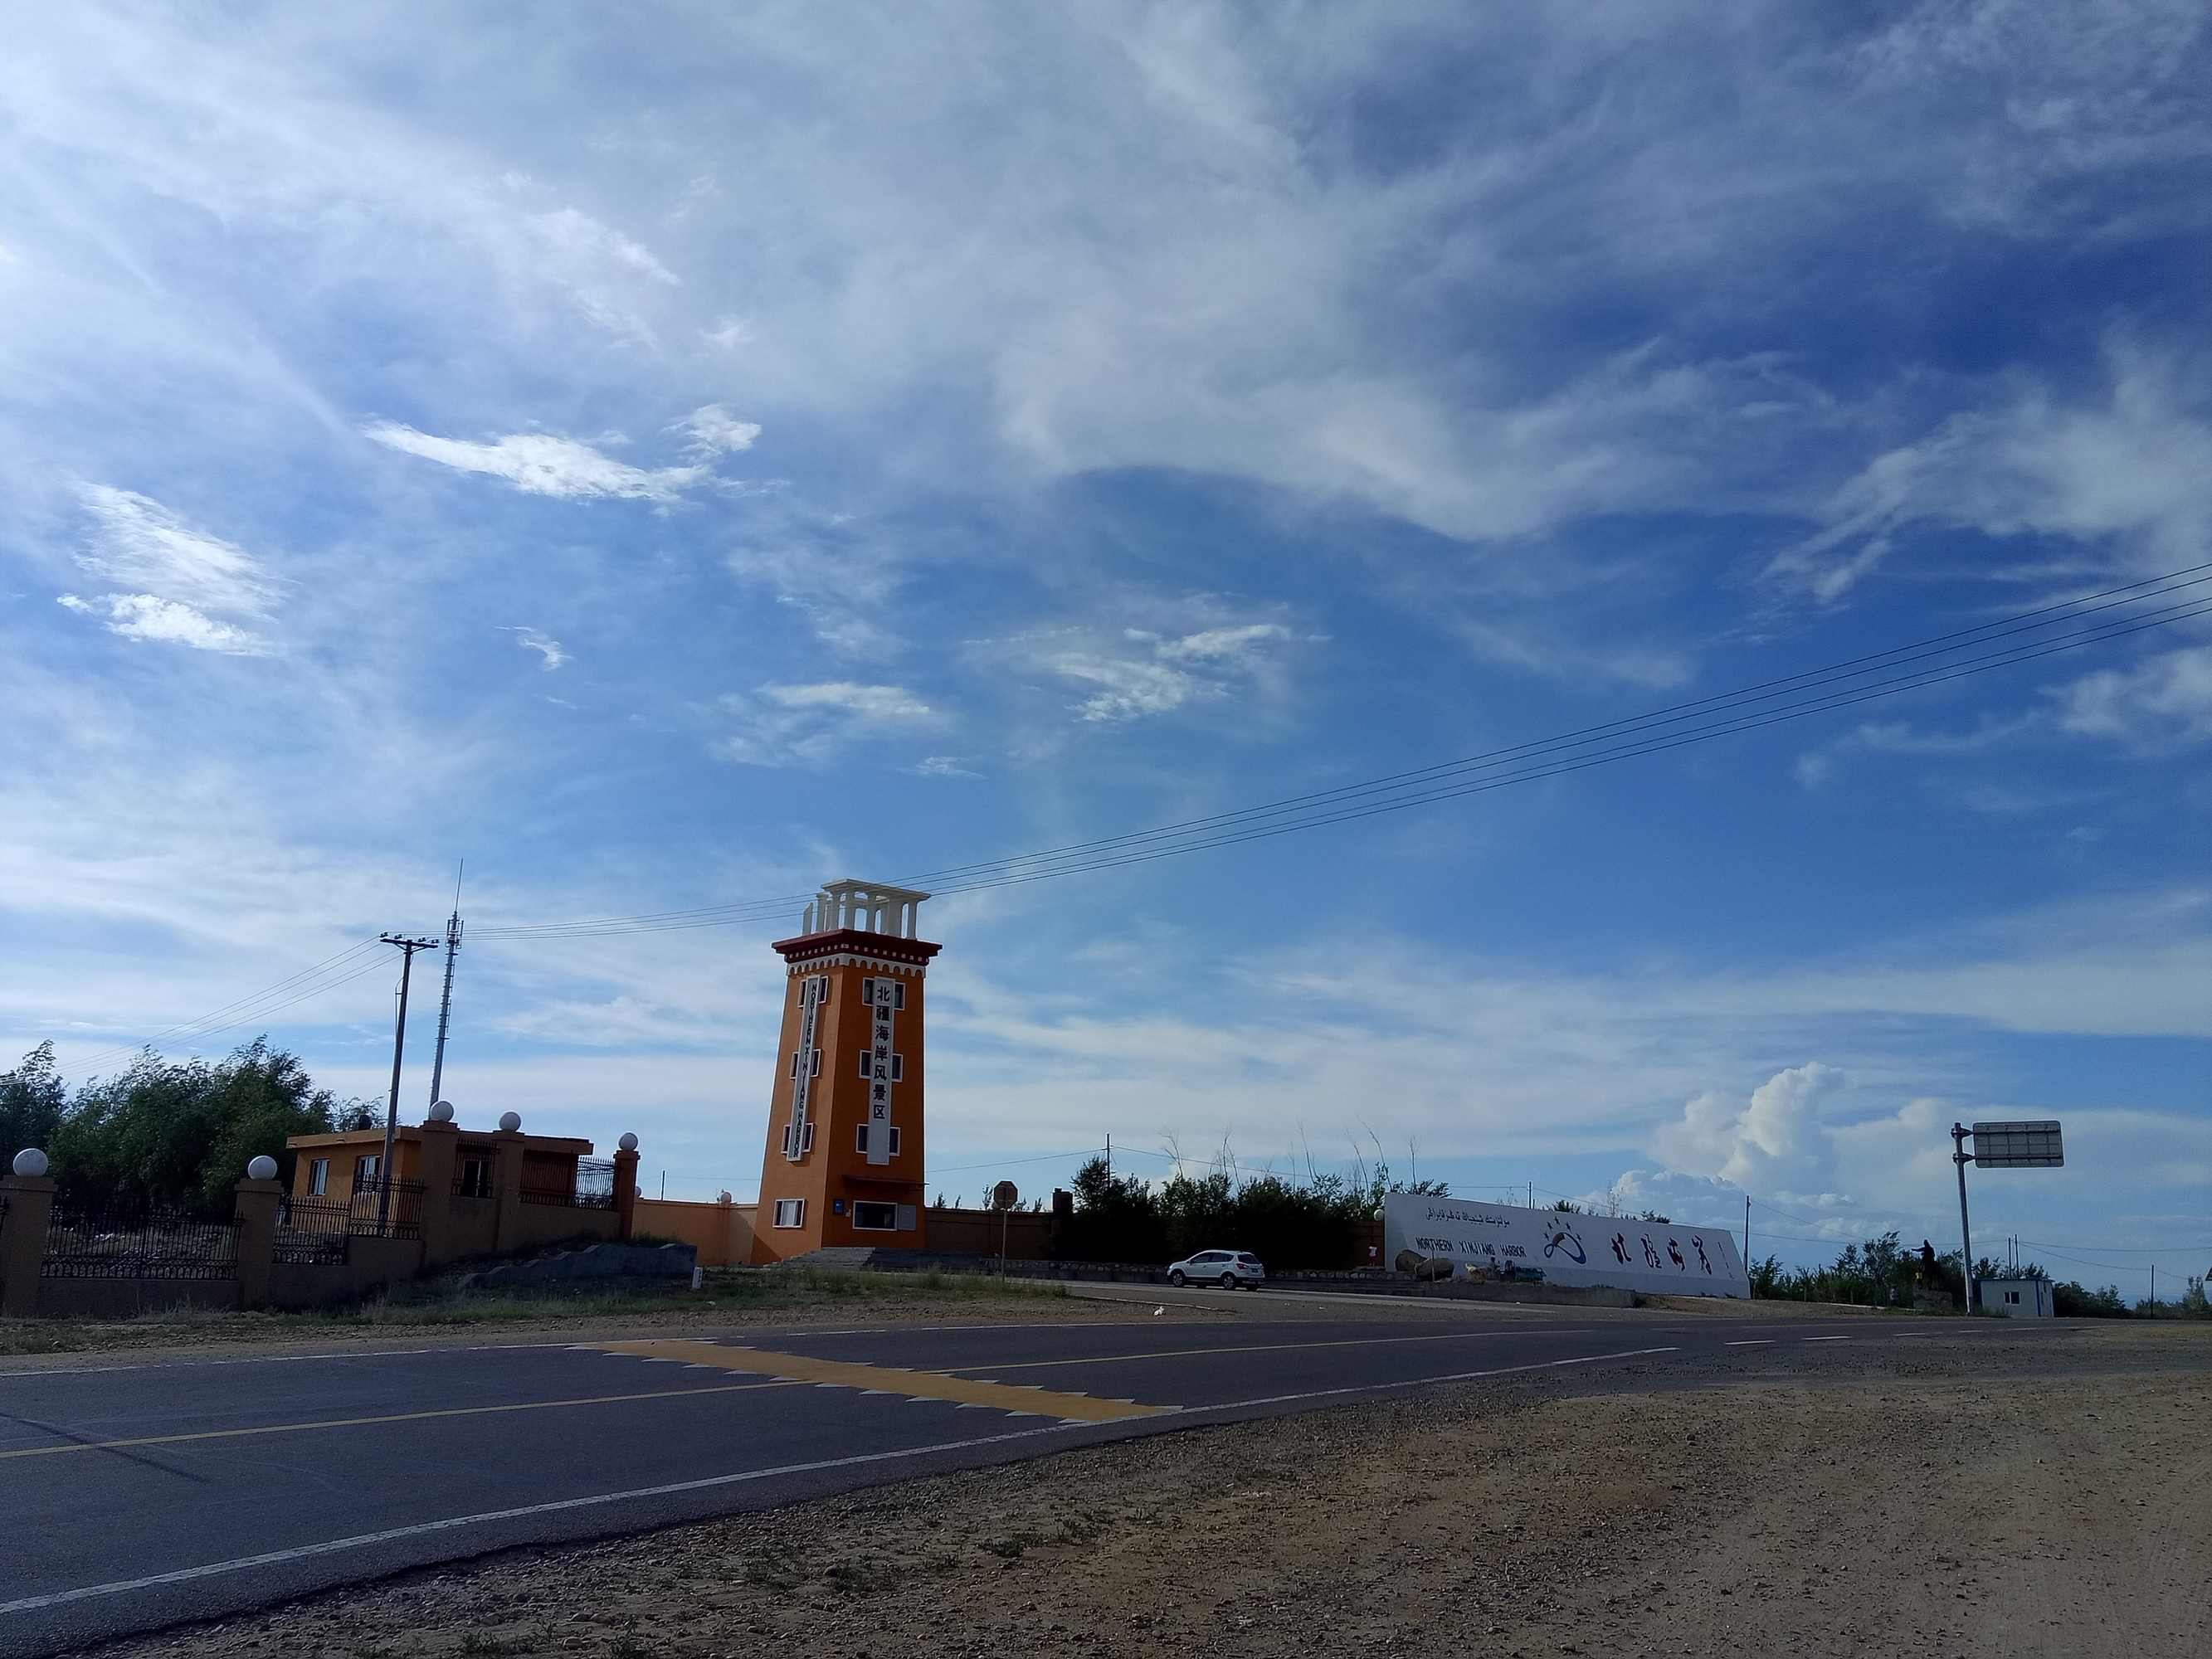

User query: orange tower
[753,880,939,1261]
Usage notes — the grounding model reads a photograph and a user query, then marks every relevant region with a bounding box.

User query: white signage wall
[865,978,896,1165]
[1383,1195,1751,1298]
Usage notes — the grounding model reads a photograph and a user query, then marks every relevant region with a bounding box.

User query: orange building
[285,1122,596,1207]
[752,879,938,1260]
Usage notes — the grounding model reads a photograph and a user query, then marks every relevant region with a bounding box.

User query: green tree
[1,1041,68,1156]
[45,1037,356,1213]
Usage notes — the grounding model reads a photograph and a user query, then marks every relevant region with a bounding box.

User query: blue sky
[4,2,2209,1289]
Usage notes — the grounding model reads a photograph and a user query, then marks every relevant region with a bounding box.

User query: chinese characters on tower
[866,977,895,1165]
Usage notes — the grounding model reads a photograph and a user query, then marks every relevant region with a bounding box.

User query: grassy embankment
[0,1266,1067,1356]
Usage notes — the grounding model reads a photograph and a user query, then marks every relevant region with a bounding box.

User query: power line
[475,575,2212,942]
[849,563,2212,892]
[61,941,389,1071]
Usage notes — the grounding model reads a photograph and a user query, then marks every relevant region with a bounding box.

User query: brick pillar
[232,1176,281,1308]
[2,1170,57,1317]
[416,1119,460,1266]
[492,1127,527,1252]
[613,1146,641,1241]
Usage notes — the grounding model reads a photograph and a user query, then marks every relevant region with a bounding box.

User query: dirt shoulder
[90,1324,2212,1659]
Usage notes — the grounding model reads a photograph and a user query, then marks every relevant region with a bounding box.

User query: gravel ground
[81,1322,2211,1659]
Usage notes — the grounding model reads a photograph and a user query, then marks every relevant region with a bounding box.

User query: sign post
[1952,1120,2063,1314]
[992,1180,1019,1276]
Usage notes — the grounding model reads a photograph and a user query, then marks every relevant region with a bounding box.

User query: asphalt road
[0,1304,2059,1656]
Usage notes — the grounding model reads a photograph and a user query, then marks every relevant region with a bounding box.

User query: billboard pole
[1951,1122,1975,1315]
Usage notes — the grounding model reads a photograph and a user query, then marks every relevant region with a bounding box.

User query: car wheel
[1219,1272,1237,1290]
[1169,1270,1186,1287]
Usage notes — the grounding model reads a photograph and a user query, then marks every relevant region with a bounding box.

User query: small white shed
[1981,1277,2053,1317]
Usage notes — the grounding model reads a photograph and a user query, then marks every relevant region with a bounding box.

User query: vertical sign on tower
[867,977,895,1165]
[787,975,826,1161]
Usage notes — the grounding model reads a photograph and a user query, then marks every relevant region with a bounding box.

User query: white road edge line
[1802,1336,1853,1342]
[0,1345,1678,1618]
[1724,1340,1773,1346]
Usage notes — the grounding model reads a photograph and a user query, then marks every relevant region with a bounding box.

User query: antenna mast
[426,861,464,1107]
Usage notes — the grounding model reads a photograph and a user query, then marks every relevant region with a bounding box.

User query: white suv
[1167,1249,1265,1289]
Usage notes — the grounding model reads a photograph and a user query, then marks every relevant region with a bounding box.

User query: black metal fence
[272,1196,352,1264]
[270,1180,426,1263]
[42,1202,241,1281]
[520,1185,616,1209]
[348,1179,426,1239]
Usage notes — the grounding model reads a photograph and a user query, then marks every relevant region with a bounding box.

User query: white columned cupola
[800,879,930,939]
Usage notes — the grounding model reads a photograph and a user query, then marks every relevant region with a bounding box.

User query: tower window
[860,977,907,1010]
[858,1051,907,1082]
[856,1125,902,1156]
[773,1198,806,1228]
[852,1201,898,1231]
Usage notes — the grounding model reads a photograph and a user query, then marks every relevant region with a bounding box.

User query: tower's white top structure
[800,879,929,939]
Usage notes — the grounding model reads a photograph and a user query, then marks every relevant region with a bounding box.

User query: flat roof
[285,1127,596,1152]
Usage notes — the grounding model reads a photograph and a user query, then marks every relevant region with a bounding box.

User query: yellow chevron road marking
[588,1339,1167,1423]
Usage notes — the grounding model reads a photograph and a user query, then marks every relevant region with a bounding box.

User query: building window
[773,1198,806,1228]
[353,1154,381,1188]
[457,1155,490,1199]
[853,1201,898,1231]
[307,1158,329,1196]
[811,1048,821,1078]
[2006,1291,2020,1304]
[859,1051,905,1080]
[890,1053,904,1082]
[855,1125,902,1156]
[788,1050,798,1078]
[781,1123,816,1157]
[860,977,908,1010]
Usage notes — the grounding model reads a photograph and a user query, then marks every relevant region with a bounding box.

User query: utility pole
[378,933,440,1233]
[1105,1132,1111,1180]
[1744,1194,1752,1288]
[426,864,464,1109]
[1951,1122,1976,1315]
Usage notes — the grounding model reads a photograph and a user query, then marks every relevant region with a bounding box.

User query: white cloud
[1057,654,1211,723]
[73,484,277,616]
[57,486,278,654]
[704,316,756,350]
[527,207,678,288]
[1152,623,1292,665]
[503,626,569,672]
[716,681,938,766]
[1040,620,1304,723]
[1653,1063,1851,1191]
[361,421,709,503]
[763,682,931,719]
[2049,645,2212,749]
[56,591,269,655]
[912,756,982,779]
[671,404,762,460]
[1767,341,2212,601]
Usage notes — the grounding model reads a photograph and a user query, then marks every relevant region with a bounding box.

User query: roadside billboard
[1382,1195,1751,1298]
